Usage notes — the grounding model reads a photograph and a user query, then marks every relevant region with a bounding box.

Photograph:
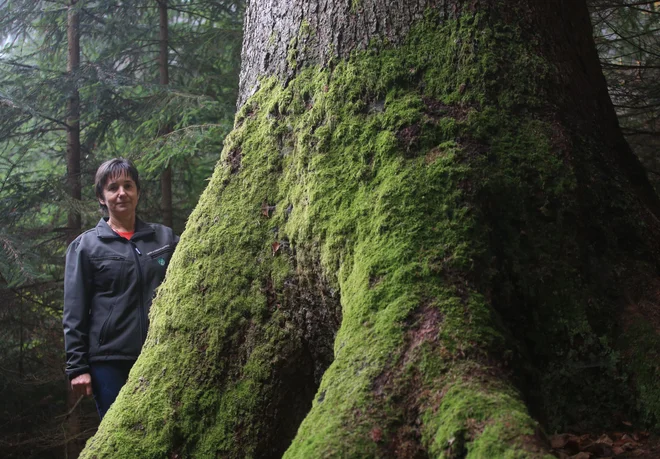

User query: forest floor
[550,430,660,458]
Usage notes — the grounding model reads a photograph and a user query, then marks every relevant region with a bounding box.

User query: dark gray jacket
[63,217,178,380]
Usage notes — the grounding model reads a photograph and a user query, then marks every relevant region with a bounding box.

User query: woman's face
[100,172,139,220]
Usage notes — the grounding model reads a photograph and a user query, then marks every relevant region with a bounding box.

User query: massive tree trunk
[82,1,660,457]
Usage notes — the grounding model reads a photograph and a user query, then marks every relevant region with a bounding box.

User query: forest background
[0,0,659,457]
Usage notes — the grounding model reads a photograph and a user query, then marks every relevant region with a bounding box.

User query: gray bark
[65,4,83,456]
[239,0,441,107]
[66,1,81,243]
[158,0,173,229]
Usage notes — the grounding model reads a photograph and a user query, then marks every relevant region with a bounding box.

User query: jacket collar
[95,217,155,240]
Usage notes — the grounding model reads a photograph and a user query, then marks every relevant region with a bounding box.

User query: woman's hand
[71,373,93,397]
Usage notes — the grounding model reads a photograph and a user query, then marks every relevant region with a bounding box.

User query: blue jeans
[89,360,135,419]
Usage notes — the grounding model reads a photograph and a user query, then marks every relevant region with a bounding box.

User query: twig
[55,395,85,420]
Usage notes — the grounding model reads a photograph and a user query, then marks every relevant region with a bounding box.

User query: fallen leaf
[584,441,612,457]
[261,201,276,218]
[272,241,280,255]
[578,434,592,448]
[621,434,639,448]
[551,434,570,449]
[622,442,639,452]
[569,452,591,459]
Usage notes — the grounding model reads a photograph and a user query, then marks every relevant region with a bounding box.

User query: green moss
[287,36,299,70]
[422,373,549,458]
[300,19,312,38]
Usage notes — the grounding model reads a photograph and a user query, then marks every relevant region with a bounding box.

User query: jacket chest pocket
[147,245,173,267]
[145,245,173,286]
[91,255,127,292]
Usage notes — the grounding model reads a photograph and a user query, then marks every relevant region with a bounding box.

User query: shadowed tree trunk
[82,1,660,457]
[65,2,83,457]
[66,0,81,244]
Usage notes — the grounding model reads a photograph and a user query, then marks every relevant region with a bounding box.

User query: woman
[63,158,178,419]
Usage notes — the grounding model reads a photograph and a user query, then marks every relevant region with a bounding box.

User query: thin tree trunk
[158,0,173,229]
[65,5,83,456]
[17,303,24,444]
[66,1,81,244]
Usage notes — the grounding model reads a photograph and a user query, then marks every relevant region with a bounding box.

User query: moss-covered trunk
[82,1,660,457]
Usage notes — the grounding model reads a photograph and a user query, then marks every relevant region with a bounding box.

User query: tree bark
[66,1,81,244]
[158,0,173,229]
[65,3,83,457]
[82,1,660,457]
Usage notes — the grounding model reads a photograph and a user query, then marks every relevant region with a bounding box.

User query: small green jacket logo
[157,257,166,266]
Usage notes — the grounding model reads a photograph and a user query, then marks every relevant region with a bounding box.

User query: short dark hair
[95,158,140,211]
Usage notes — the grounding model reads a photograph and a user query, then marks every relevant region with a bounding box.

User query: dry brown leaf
[612,446,625,455]
[551,434,570,449]
[370,428,382,442]
[578,434,593,448]
[621,442,638,451]
[261,201,276,218]
[569,452,591,459]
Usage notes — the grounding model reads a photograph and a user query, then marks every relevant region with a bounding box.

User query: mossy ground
[82,10,660,459]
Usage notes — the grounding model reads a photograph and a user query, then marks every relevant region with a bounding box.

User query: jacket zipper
[129,240,147,344]
[99,303,115,345]
[147,245,171,257]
